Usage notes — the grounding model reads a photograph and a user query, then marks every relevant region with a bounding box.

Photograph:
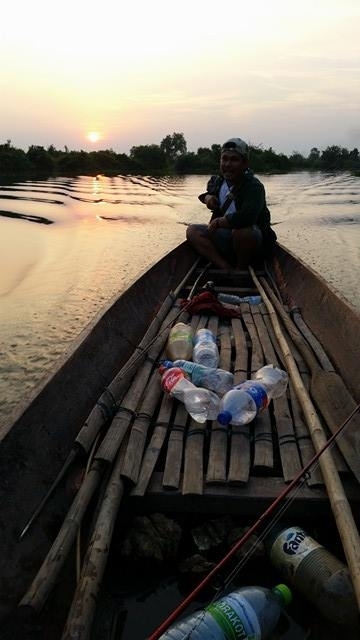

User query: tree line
[1,133,359,178]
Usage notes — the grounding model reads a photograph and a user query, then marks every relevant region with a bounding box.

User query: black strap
[219,188,235,215]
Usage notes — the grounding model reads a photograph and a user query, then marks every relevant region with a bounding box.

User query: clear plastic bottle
[253,364,288,399]
[159,583,292,639]
[265,525,358,627]
[217,381,268,426]
[217,366,288,426]
[166,322,193,361]
[162,359,234,396]
[193,328,219,368]
[161,367,220,423]
[217,293,262,305]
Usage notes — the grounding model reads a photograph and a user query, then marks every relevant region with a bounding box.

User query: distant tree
[129,144,167,172]
[160,132,187,164]
[175,152,199,174]
[349,147,359,162]
[27,145,54,174]
[0,142,31,175]
[56,150,96,174]
[308,147,321,164]
[320,145,343,170]
[289,151,306,169]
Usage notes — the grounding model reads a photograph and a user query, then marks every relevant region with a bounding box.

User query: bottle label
[194,328,216,345]
[270,527,320,575]
[175,360,196,376]
[169,327,193,344]
[239,381,268,413]
[207,595,261,640]
[161,368,184,393]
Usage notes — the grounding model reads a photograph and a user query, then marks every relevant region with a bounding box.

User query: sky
[1,0,360,156]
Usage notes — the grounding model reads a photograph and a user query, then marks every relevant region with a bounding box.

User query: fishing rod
[148,402,360,640]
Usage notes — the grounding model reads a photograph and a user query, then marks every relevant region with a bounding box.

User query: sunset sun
[87,131,101,143]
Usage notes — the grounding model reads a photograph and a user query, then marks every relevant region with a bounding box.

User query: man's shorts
[194,224,263,265]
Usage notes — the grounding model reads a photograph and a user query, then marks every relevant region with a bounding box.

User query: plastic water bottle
[161,367,220,423]
[253,364,288,399]
[217,293,262,305]
[193,328,219,368]
[203,282,262,306]
[217,366,288,426]
[161,359,234,396]
[265,525,358,627]
[158,583,292,639]
[166,322,193,360]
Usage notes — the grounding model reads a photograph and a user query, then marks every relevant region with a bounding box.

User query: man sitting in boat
[186,137,277,270]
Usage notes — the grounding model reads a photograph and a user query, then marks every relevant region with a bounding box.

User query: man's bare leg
[232,227,263,269]
[186,224,232,270]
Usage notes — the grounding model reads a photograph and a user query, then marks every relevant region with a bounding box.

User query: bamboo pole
[19,257,201,540]
[61,443,127,640]
[19,256,209,616]
[249,265,360,613]
[259,276,360,481]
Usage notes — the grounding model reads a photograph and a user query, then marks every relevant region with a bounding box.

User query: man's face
[220,151,247,184]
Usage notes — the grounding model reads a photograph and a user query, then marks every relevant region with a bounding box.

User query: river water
[0,172,359,426]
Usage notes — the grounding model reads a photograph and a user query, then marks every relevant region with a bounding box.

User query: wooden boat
[1,240,360,639]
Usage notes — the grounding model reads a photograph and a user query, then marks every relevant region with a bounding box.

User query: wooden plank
[227,313,251,484]
[244,305,274,474]
[182,418,206,495]
[262,308,348,476]
[253,413,274,472]
[254,305,304,482]
[131,394,173,497]
[120,373,161,484]
[206,422,228,484]
[231,317,248,381]
[130,473,360,519]
[163,402,188,490]
[218,322,232,371]
[288,382,324,487]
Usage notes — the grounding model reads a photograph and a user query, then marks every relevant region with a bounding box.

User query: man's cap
[221,137,249,158]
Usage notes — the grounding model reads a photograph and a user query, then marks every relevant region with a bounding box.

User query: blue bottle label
[237,381,268,413]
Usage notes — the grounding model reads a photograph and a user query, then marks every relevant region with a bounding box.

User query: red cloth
[180,291,241,318]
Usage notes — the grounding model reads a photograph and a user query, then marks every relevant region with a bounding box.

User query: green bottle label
[207,597,260,640]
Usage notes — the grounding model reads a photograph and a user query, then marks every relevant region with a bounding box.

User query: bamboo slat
[218,323,232,371]
[95,305,188,465]
[252,413,274,471]
[251,305,302,483]
[206,422,228,484]
[162,403,187,490]
[182,418,206,495]
[288,382,324,486]
[132,395,173,496]
[227,314,251,484]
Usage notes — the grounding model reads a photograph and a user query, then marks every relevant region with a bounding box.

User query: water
[1,172,359,426]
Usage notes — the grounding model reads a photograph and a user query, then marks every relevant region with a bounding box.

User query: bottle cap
[159,360,174,369]
[272,583,292,606]
[217,411,232,425]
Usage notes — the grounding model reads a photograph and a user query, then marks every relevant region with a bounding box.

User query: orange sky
[1,0,360,155]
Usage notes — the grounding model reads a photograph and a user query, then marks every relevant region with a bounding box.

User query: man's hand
[208,216,228,233]
[204,194,219,210]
